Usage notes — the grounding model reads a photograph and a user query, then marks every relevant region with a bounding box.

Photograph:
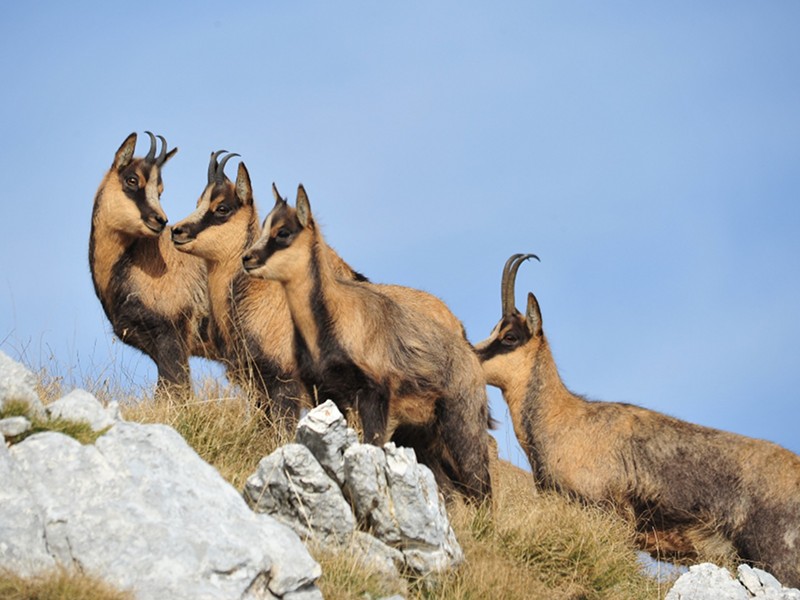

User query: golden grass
[7,372,678,599]
[0,568,133,600]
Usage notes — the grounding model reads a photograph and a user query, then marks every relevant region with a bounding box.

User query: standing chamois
[241,186,493,503]
[89,132,215,397]
[475,253,800,585]
[171,152,310,423]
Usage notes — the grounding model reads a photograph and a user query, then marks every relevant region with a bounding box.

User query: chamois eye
[276,228,291,239]
[502,333,518,345]
[215,204,230,216]
[125,176,139,188]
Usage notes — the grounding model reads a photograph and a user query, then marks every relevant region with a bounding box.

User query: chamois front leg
[152,335,192,399]
[355,384,391,446]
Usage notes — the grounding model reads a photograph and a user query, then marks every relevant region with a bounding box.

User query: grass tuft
[0,567,133,600]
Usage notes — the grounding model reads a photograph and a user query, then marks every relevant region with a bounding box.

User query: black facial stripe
[475,317,531,361]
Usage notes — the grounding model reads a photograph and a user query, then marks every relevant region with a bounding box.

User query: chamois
[171,152,469,433]
[240,186,493,503]
[475,253,800,585]
[171,152,310,422]
[89,132,215,396]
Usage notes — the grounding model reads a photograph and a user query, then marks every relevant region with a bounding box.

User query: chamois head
[241,184,316,283]
[101,131,178,238]
[171,151,255,260]
[474,253,542,388]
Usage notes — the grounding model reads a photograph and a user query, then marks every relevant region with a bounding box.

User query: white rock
[4,421,321,599]
[295,400,358,485]
[0,350,45,418]
[46,389,117,432]
[0,416,31,438]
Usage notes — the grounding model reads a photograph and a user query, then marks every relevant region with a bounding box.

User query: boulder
[666,562,800,600]
[244,443,356,544]
[247,402,464,581]
[0,349,45,417]
[45,388,119,431]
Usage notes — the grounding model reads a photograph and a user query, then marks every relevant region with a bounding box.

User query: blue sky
[1,2,798,468]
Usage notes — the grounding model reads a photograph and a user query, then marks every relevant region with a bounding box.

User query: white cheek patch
[144,167,165,214]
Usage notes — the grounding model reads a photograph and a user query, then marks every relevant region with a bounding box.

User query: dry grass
[0,568,133,600]
[7,372,679,599]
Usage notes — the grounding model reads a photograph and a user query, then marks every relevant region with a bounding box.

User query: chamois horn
[501,253,539,316]
[207,150,228,184]
[154,135,169,166]
[215,152,240,185]
[144,131,158,163]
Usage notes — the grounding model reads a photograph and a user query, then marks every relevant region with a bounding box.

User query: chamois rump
[241,186,493,503]
[89,132,215,396]
[475,253,800,585]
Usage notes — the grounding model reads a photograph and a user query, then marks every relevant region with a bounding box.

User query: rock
[3,421,322,599]
[46,389,119,431]
[295,399,358,485]
[0,415,31,438]
[0,350,45,418]
[248,402,464,580]
[244,443,356,544]
[0,440,56,576]
[666,562,800,600]
[349,531,406,583]
[344,442,463,575]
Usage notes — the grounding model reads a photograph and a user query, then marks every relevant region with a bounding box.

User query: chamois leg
[152,337,192,400]
[263,375,306,431]
[437,397,493,504]
[734,508,800,588]
[356,387,390,446]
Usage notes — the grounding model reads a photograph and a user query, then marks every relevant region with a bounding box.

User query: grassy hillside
[2,373,678,599]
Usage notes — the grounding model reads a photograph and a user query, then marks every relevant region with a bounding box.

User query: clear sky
[1,2,798,468]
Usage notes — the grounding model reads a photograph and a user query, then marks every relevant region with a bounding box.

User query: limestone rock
[3,421,322,599]
[0,350,45,417]
[295,399,358,485]
[666,562,800,600]
[46,388,119,431]
[244,442,356,544]
[0,415,31,438]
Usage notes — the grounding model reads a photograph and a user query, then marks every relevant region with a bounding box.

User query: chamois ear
[296,184,313,229]
[526,292,543,337]
[163,146,178,165]
[114,133,137,171]
[235,162,253,205]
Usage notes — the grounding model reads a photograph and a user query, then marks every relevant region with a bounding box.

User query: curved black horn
[208,150,228,184]
[144,131,157,162]
[215,152,240,184]
[501,253,540,316]
[155,135,168,166]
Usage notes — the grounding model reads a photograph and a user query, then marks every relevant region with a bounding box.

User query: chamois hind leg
[437,396,493,504]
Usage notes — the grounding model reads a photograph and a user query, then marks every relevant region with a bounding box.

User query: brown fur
[475,254,800,584]
[241,186,493,503]
[89,133,215,396]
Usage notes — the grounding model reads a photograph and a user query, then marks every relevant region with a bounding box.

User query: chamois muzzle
[501,253,539,316]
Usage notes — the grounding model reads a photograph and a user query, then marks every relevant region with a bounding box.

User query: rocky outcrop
[0,350,322,600]
[666,563,800,600]
[244,400,464,582]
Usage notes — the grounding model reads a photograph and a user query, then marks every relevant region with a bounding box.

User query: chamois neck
[204,216,260,335]
[89,217,134,298]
